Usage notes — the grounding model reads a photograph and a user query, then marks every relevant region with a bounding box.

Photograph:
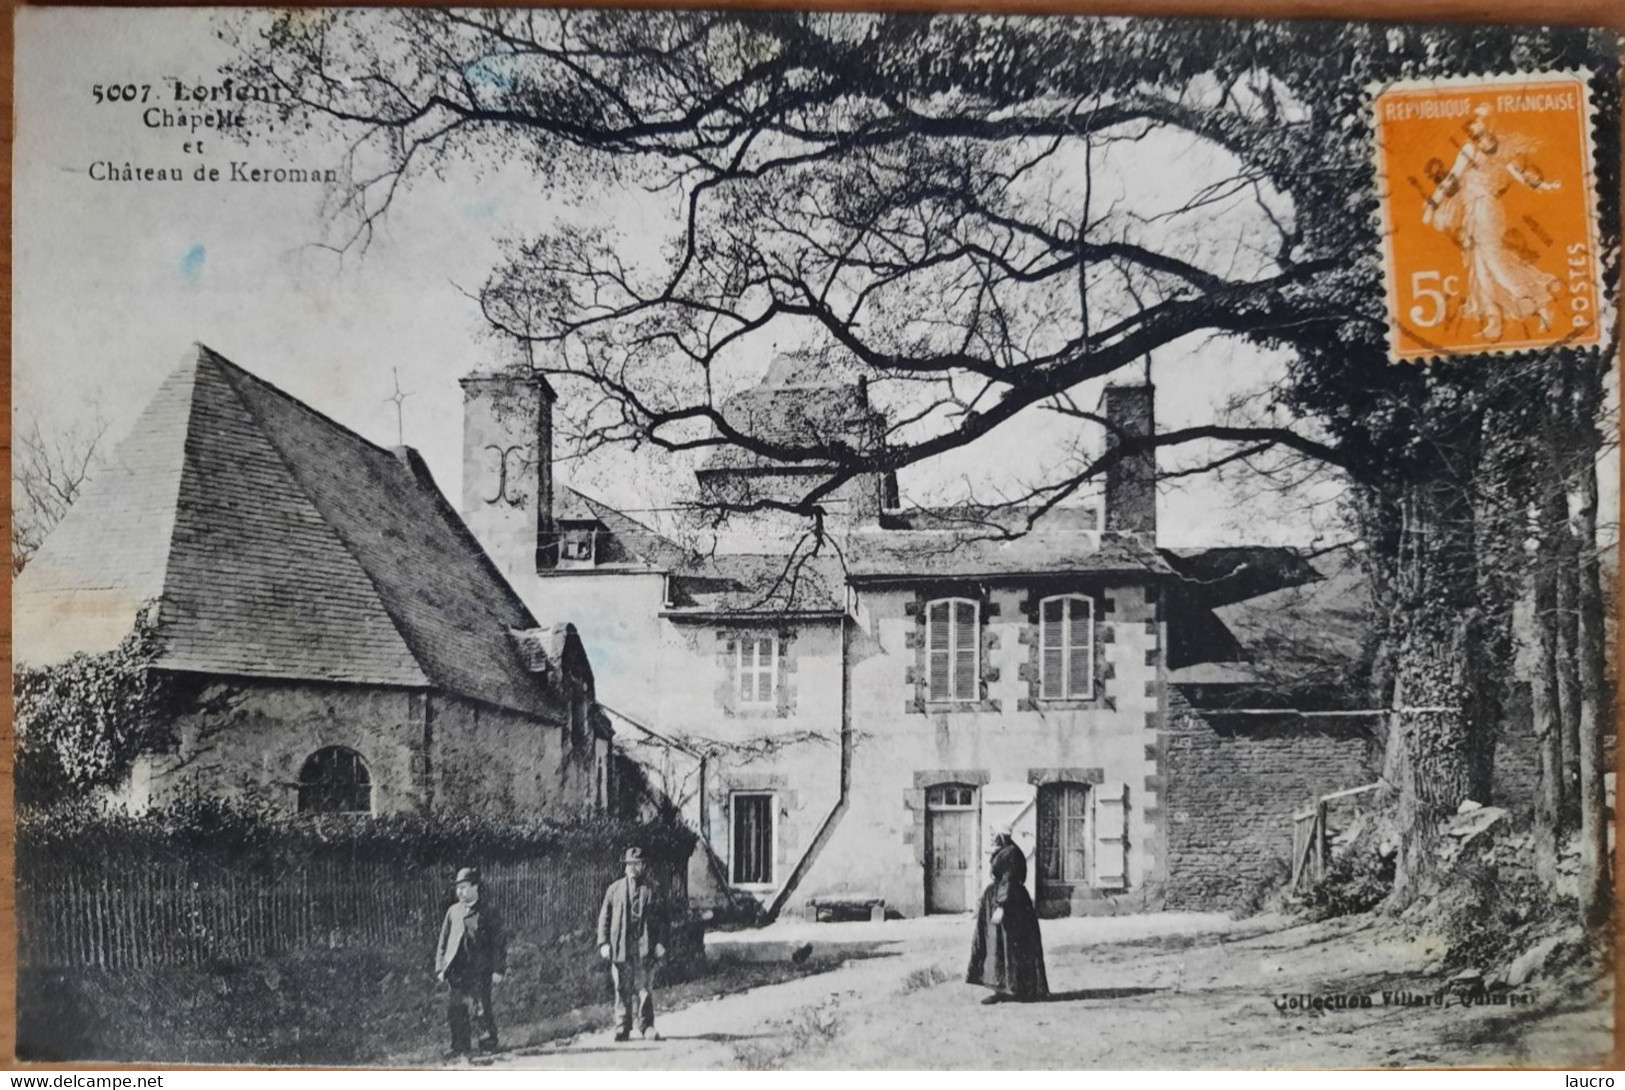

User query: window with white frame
[730,792,775,886]
[559,527,596,564]
[736,635,778,707]
[925,597,979,703]
[1039,594,1094,699]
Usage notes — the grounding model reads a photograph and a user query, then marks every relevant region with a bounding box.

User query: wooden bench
[807,894,886,923]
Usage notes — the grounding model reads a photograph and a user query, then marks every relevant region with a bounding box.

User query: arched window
[297,746,373,814]
[925,597,979,703]
[1039,594,1094,699]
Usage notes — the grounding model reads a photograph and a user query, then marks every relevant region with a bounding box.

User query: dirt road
[486,912,1613,1070]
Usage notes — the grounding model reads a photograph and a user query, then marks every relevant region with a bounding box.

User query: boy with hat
[597,847,668,1041]
[435,867,506,1060]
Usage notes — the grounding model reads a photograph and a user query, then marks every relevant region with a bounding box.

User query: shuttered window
[1091,782,1128,889]
[926,598,979,703]
[1039,594,1094,700]
[730,793,775,886]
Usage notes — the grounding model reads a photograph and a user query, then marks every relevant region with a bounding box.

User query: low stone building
[13,344,612,819]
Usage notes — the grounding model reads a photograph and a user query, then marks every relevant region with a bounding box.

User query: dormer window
[559,525,597,566]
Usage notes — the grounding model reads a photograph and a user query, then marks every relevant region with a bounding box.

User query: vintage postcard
[10,6,1621,1071]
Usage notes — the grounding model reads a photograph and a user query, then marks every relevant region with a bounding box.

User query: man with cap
[435,867,506,1060]
[597,847,668,1041]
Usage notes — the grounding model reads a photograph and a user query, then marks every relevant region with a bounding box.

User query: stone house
[12,345,612,819]
[460,352,1383,916]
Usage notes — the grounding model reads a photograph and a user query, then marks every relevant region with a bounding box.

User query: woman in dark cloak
[966,833,1049,1003]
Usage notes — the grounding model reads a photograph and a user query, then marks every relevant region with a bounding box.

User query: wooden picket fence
[17,852,686,971]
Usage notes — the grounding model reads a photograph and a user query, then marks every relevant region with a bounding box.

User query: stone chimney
[460,369,555,581]
[1099,384,1156,538]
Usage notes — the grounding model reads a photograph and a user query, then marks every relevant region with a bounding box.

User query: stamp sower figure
[435,866,506,1059]
[598,847,668,1041]
[966,833,1049,1003]
[1422,104,1562,342]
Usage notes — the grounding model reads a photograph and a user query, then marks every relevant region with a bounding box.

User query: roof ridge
[193,343,401,461]
[198,347,435,687]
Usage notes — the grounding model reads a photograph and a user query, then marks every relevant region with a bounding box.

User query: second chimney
[1099,384,1156,539]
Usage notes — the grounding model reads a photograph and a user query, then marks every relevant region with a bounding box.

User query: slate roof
[14,344,555,718]
[665,553,847,616]
[556,484,1166,592]
[1161,546,1326,671]
[12,361,196,663]
[1160,546,1324,612]
[1209,545,1370,681]
[842,528,1172,581]
[1165,544,1372,696]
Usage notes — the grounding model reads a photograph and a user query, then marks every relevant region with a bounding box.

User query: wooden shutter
[953,600,978,700]
[1041,598,1064,699]
[1091,781,1128,889]
[927,600,951,699]
[761,638,777,704]
[1068,597,1093,697]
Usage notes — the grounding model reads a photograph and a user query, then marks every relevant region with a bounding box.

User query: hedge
[16,796,698,876]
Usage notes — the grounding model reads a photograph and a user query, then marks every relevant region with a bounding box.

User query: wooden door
[926,784,978,913]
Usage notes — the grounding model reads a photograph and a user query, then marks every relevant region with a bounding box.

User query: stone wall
[1161,689,1377,911]
[126,676,592,822]
[430,692,584,820]
[131,679,430,814]
[803,578,1165,918]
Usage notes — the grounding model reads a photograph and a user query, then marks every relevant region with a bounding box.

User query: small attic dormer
[547,489,611,568]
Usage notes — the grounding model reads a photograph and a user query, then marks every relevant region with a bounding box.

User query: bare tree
[12,413,108,574]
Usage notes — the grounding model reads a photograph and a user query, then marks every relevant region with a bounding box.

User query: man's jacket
[436,899,507,978]
[597,876,666,962]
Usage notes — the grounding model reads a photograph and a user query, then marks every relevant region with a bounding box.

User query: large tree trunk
[1390,619,1477,902]
[1530,521,1565,885]
[1543,361,1583,832]
[1568,358,1612,929]
[1387,473,1482,904]
[1554,527,1584,830]
[1470,405,1527,804]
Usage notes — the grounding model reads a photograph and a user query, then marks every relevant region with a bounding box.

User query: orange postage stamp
[1372,71,1603,362]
